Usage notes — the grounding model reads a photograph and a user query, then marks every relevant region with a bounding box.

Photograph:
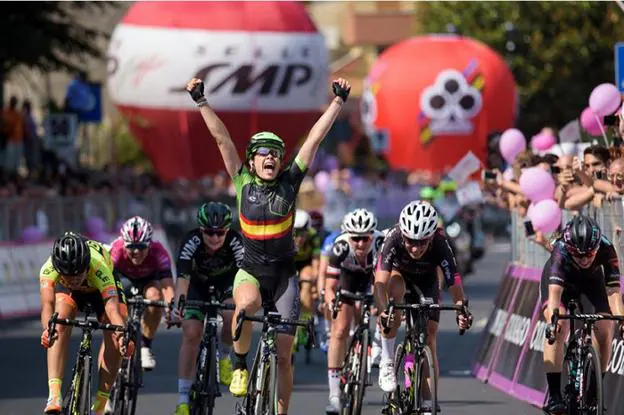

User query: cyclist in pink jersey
[110,216,174,370]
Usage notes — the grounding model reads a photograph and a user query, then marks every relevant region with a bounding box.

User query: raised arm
[186,78,242,177]
[296,78,351,167]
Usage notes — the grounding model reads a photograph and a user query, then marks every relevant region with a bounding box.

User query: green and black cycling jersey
[294,227,321,264]
[233,157,307,267]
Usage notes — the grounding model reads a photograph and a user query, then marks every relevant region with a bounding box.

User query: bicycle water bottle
[404,353,415,389]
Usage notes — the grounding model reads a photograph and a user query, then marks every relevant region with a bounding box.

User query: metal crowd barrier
[511,198,624,271]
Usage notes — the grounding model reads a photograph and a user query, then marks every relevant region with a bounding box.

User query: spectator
[23,100,40,175]
[2,96,24,175]
[583,145,610,179]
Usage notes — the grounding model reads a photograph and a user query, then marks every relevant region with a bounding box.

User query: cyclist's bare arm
[546,284,564,322]
[318,255,330,298]
[161,276,175,304]
[374,269,391,311]
[40,285,55,329]
[186,78,241,177]
[296,79,349,168]
[173,275,190,305]
[441,266,466,304]
[325,275,339,305]
[607,286,624,315]
[103,296,126,326]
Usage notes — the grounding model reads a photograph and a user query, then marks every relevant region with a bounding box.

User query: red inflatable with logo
[361,35,517,172]
[107,1,329,181]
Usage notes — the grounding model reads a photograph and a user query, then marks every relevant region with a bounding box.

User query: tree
[0,2,117,106]
[417,2,624,136]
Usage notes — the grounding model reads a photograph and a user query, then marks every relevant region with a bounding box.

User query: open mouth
[263,160,276,173]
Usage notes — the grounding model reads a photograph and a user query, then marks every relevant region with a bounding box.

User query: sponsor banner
[473,264,517,380]
[0,228,174,320]
[604,333,624,414]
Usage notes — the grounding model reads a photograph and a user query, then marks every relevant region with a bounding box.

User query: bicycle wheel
[351,330,369,415]
[108,367,124,415]
[78,355,92,415]
[340,333,359,415]
[191,341,209,415]
[563,353,580,415]
[200,336,218,415]
[414,345,437,415]
[63,356,85,415]
[125,347,142,415]
[580,344,603,415]
[254,354,277,415]
[388,342,413,415]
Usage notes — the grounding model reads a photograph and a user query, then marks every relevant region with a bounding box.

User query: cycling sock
[233,352,248,371]
[381,337,395,361]
[328,368,341,398]
[48,378,62,400]
[178,378,192,404]
[545,372,562,397]
[142,335,153,349]
[91,390,110,415]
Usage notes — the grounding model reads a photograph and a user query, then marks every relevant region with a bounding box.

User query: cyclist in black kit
[169,202,244,415]
[323,209,385,413]
[185,76,350,415]
[541,214,624,414]
[374,201,471,413]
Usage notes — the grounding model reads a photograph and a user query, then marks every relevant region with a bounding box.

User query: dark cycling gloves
[188,80,208,106]
[332,81,350,103]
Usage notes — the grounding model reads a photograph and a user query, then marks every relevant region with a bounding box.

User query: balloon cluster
[580,83,622,136]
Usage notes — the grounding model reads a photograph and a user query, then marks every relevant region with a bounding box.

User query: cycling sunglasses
[403,236,432,247]
[125,243,149,250]
[202,228,227,237]
[350,235,372,243]
[255,147,283,159]
[568,245,598,258]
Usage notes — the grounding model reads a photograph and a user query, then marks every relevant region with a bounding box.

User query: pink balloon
[314,171,330,192]
[21,226,43,243]
[530,199,562,233]
[519,167,555,202]
[531,132,556,151]
[580,107,604,136]
[499,128,527,163]
[589,83,622,116]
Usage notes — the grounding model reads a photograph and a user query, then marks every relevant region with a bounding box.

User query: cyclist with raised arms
[185,76,350,415]
[293,209,321,353]
[169,202,244,415]
[110,216,174,370]
[541,215,624,414]
[40,232,131,415]
[324,209,385,413]
[374,201,471,414]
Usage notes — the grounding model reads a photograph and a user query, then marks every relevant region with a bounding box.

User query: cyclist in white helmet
[323,209,385,413]
[374,201,472,414]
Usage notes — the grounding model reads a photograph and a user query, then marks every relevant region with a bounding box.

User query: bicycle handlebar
[184,299,236,311]
[546,308,624,345]
[331,288,374,320]
[47,312,126,344]
[380,298,471,335]
[233,310,315,345]
[128,297,168,308]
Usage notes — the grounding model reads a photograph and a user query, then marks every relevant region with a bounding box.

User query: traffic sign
[615,42,624,92]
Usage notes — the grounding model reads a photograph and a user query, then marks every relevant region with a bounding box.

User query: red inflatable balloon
[107,1,329,181]
[361,35,517,172]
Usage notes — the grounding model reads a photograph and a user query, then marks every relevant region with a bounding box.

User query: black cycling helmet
[52,232,90,276]
[197,202,232,229]
[563,214,601,255]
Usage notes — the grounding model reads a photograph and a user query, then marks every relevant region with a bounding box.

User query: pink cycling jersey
[110,237,172,280]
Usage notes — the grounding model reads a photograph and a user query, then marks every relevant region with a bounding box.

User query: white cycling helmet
[120,216,153,246]
[294,209,311,230]
[342,208,377,234]
[399,201,438,240]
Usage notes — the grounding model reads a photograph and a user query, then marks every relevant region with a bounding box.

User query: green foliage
[417,1,624,136]
[0,2,117,73]
[90,118,153,170]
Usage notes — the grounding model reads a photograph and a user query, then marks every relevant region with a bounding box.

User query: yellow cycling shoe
[174,403,189,415]
[229,368,249,397]
[219,357,233,386]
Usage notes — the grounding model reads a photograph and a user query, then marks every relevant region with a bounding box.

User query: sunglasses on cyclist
[403,236,432,247]
[125,243,149,251]
[350,235,372,243]
[569,246,598,258]
[255,147,283,159]
[201,228,227,237]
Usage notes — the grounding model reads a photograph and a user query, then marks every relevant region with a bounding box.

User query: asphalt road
[0,241,541,415]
